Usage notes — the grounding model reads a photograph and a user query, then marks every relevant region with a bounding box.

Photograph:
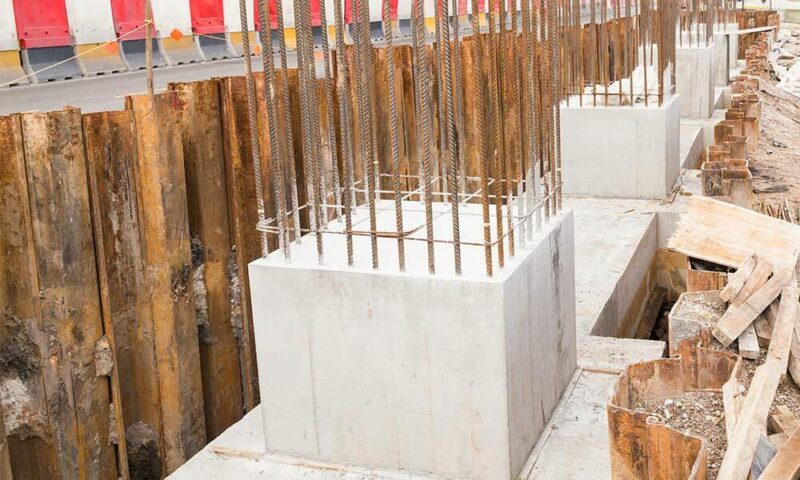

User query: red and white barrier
[0,0,465,88]
[151,0,204,65]
[0,0,27,85]
[65,0,127,76]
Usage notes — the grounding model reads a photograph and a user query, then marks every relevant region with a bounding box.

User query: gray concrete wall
[676,42,716,119]
[504,212,577,478]
[560,95,680,199]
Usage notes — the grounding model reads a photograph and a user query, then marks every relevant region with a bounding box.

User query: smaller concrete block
[560,95,680,199]
[676,43,716,119]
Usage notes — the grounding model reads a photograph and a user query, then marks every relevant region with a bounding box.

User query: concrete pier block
[248,201,577,480]
[559,95,680,199]
[676,42,716,119]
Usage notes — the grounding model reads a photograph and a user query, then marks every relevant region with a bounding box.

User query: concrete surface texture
[248,203,577,480]
[676,41,717,119]
[559,95,680,199]
[713,24,740,86]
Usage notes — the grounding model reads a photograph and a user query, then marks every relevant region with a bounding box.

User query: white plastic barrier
[0,0,18,51]
[223,0,256,32]
[0,0,28,85]
[64,0,117,45]
[151,0,203,65]
[152,0,195,36]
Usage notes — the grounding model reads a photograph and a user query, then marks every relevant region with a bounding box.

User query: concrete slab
[248,202,576,480]
[680,122,704,169]
[564,197,659,337]
[525,370,618,480]
[577,336,666,374]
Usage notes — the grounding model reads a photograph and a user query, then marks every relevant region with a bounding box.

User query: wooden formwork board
[608,344,741,480]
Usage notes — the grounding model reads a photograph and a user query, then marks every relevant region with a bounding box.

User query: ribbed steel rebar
[440,0,461,274]
[274,0,302,243]
[471,0,492,277]
[319,0,342,222]
[238,0,269,257]
[257,0,290,258]
[487,0,504,268]
[353,0,379,269]
[332,0,355,265]
[451,0,467,195]
[293,0,324,262]
[382,0,406,271]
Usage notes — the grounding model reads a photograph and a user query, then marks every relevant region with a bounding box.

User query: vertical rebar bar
[239,0,269,257]
[472,0,493,276]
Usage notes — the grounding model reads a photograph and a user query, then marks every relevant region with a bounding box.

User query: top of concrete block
[252,200,571,283]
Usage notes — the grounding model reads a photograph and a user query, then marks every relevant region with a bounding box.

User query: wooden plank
[760,428,800,479]
[791,313,800,387]
[127,93,207,474]
[668,196,800,269]
[19,109,119,479]
[720,252,758,302]
[635,287,666,339]
[769,405,799,434]
[731,257,773,307]
[712,269,793,347]
[83,109,164,478]
[171,80,245,441]
[739,324,761,359]
[717,280,799,480]
[755,314,773,347]
[722,361,745,443]
[217,76,262,410]
[770,432,788,449]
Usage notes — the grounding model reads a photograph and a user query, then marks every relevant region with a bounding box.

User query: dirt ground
[751,23,800,219]
[638,391,727,479]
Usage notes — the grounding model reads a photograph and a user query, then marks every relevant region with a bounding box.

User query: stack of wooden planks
[670,196,800,479]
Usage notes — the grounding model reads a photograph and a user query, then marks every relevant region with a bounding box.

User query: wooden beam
[127,93,207,474]
[19,109,120,478]
[717,280,799,480]
[721,252,758,302]
[83,109,162,478]
[769,406,799,435]
[760,428,800,479]
[172,80,245,440]
[713,269,793,347]
[723,361,745,443]
[738,325,761,359]
[754,314,772,347]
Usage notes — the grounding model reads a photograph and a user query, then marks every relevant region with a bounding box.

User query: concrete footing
[247,202,577,480]
[560,94,680,199]
[676,42,716,119]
